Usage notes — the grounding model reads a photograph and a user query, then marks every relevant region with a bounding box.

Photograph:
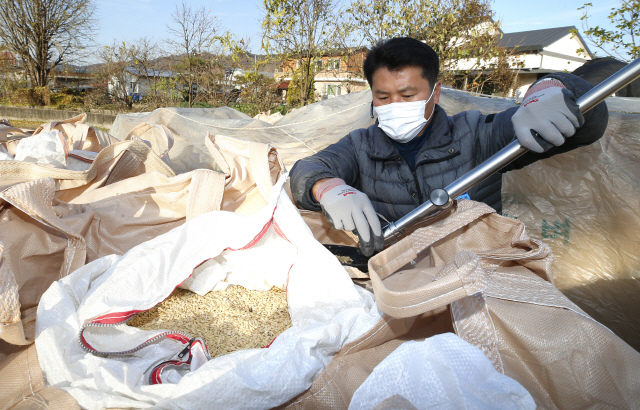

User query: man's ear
[433,81,442,105]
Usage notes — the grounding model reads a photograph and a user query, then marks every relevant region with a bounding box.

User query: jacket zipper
[410,167,424,204]
[393,155,424,204]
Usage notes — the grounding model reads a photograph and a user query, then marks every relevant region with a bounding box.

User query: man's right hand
[315,179,384,257]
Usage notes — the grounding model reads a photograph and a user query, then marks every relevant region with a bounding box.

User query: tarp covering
[110,89,640,351]
[109,88,517,173]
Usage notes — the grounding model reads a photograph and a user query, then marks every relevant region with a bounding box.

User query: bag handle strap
[71,124,90,151]
[205,134,281,203]
[368,201,497,318]
[248,141,278,201]
[34,113,87,136]
[0,179,86,278]
[185,169,226,220]
[93,128,114,149]
[0,139,174,186]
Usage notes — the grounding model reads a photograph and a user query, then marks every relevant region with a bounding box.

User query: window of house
[326,58,340,70]
[327,84,341,98]
[315,59,323,71]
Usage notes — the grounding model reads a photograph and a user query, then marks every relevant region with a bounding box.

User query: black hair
[363,37,439,89]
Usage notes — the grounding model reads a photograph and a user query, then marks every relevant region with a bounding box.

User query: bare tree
[0,0,96,88]
[98,39,158,109]
[130,37,168,107]
[167,1,220,108]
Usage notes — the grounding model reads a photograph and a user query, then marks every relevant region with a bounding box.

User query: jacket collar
[367,105,451,160]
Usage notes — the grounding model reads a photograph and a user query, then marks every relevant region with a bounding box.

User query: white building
[108,68,176,101]
[449,25,593,99]
[499,26,593,99]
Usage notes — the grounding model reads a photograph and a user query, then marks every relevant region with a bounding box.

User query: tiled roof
[499,26,585,53]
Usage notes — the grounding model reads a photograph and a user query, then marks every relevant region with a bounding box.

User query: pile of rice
[128,285,291,359]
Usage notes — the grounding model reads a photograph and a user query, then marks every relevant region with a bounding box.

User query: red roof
[278,81,290,89]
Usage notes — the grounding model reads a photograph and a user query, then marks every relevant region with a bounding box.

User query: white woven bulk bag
[35,174,383,410]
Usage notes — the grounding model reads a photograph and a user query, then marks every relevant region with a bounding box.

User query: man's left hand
[512,86,585,153]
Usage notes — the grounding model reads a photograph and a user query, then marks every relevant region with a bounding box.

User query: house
[276,48,369,101]
[108,67,176,100]
[51,66,98,91]
[498,26,593,99]
[451,25,593,98]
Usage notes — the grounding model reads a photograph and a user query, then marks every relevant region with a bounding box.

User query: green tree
[573,1,640,61]
[262,0,338,107]
[286,60,317,106]
[236,71,281,115]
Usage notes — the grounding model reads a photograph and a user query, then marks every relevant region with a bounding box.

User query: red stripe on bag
[272,221,289,241]
[80,331,95,351]
[166,334,191,344]
[150,359,187,385]
[92,310,144,324]
[239,220,272,250]
[191,339,208,356]
[68,152,94,163]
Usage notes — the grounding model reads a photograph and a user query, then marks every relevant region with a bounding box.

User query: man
[290,37,608,256]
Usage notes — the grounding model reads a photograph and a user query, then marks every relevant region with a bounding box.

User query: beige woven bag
[31,113,116,152]
[206,133,284,215]
[282,200,640,409]
[0,168,225,347]
[0,136,175,196]
[0,133,287,409]
[0,122,32,155]
[122,122,175,167]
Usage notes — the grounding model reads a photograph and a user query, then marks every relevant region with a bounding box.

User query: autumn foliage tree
[344,0,519,95]
[262,0,339,107]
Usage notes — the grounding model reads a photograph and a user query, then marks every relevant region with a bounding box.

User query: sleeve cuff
[315,178,346,201]
[523,78,566,100]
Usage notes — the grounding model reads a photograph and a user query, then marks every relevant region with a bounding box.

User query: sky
[94,0,621,57]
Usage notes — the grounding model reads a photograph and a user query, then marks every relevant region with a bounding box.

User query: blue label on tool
[456,193,471,201]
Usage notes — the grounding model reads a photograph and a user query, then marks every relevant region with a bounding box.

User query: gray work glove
[319,184,384,257]
[512,86,585,153]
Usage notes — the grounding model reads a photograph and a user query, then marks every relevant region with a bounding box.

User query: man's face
[371,65,441,122]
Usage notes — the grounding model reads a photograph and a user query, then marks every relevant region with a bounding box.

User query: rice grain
[128,285,291,359]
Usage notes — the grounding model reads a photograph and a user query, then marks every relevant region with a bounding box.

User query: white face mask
[373,85,437,143]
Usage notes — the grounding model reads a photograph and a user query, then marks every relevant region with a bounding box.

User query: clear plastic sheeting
[604,96,640,114]
[502,110,640,351]
[109,88,517,173]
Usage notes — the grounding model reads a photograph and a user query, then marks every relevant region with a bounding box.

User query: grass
[8,119,110,132]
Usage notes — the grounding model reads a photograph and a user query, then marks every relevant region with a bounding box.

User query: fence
[0,106,117,129]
